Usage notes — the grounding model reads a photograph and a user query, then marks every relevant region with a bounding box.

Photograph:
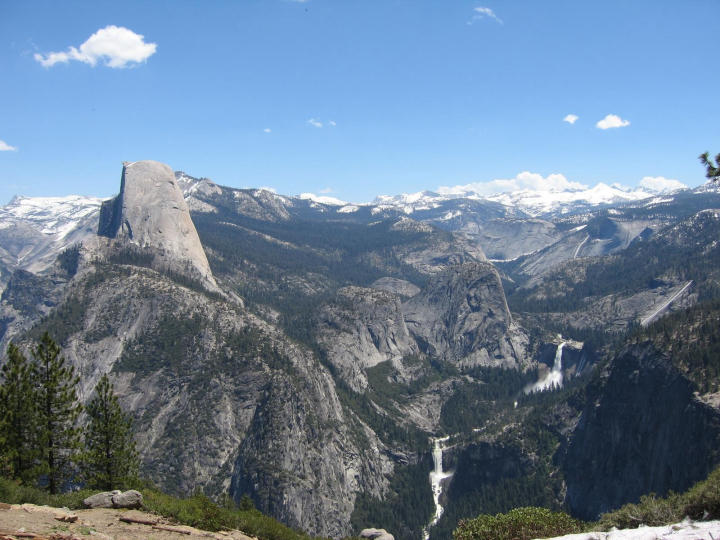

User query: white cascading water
[525,342,565,394]
[422,436,453,540]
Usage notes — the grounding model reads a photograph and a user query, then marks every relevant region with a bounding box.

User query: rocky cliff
[316,286,419,392]
[563,343,720,520]
[97,161,216,288]
[403,262,529,369]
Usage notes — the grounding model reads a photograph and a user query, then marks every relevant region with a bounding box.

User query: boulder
[111,489,143,509]
[83,489,143,509]
[83,490,120,508]
[360,528,395,540]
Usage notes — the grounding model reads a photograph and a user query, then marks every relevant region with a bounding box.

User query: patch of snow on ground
[540,519,720,540]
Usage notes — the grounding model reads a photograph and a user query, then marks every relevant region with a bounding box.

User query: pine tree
[0,343,39,482]
[83,374,139,490]
[32,332,82,494]
[699,151,720,183]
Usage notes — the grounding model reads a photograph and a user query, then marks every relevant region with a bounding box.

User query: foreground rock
[360,527,395,540]
[82,489,143,509]
[0,503,254,540]
[539,519,720,539]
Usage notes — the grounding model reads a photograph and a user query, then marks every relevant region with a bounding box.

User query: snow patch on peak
[298,193,348,206]
[1,195,105,237]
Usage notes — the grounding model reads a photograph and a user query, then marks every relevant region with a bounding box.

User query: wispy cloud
[563,114,579,125]
[0,140,18,152]
[639,176,686,192]
[319,187,334,194]
[34,25,157,68]
[263,128,272,133]
[438,171,586,197]
[469,7,503,25]
[307,118,336,128]
[596,114,630,130]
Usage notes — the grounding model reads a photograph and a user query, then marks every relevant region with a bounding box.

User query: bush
[141,486,314,540]
[683,466,720,520]
[597,465,720,530]
[0,476,94,509]
[454,507,583,540]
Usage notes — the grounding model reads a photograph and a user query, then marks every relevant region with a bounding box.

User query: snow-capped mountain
[1,172,716,294]
[0,195,104,237]
[0,195,104,291]
[368,182,682,218]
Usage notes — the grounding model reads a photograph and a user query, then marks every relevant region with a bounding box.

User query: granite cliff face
[403,262,529,369]
[563,343,720,520]
[98,161,216,288]
[316,286,419,392]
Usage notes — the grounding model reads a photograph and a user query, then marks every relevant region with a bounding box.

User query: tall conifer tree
[0,343,39,482]
[32,332,82,493]
[83,374,139,489]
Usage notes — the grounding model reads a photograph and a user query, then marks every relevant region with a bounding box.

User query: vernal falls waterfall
[423,436,453,540]
[525,342,566,394]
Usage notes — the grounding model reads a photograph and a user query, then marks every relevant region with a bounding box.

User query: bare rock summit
[98,160,216,288]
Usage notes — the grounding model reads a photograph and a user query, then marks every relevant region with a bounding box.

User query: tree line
[0,332,138,493]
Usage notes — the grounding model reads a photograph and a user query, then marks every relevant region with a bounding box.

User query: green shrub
[141,486,314,540]
[454,507,583,540]
[596,493,680,530]
[683,465,720,520]
[0,476,94,509]
[597,465,720,530]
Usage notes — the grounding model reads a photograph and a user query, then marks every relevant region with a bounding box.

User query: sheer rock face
[315,286,419,392]
[98,161,216,287]
[563,343,720,520]
[402,262,529,369]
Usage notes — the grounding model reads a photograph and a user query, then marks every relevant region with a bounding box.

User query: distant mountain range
[1,173,717,293]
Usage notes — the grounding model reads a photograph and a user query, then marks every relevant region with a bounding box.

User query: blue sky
[1,0,719,204]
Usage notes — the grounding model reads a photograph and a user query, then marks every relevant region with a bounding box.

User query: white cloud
[563,114,579,125]
[639,176,686,193]
[438,171,587,197]
[34,25,157,68]
[307,118,323,128]
[596,114,630,130]
[328,120,337,127]
[263,128,272,133]
[469,7,503,24]
[0,140,18,152]
[319,187,333,194]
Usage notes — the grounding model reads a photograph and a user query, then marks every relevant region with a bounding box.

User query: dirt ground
[0,502,256,540]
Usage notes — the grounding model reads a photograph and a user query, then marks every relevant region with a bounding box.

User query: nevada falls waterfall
[423,436,453,540]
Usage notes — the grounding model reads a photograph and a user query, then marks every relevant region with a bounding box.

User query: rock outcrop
[402,262,529,369]
[98,161,216,288]
[564,343,720,520]
[315,286,419,391]
[360,527,395,540]
[83,489,143,509]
